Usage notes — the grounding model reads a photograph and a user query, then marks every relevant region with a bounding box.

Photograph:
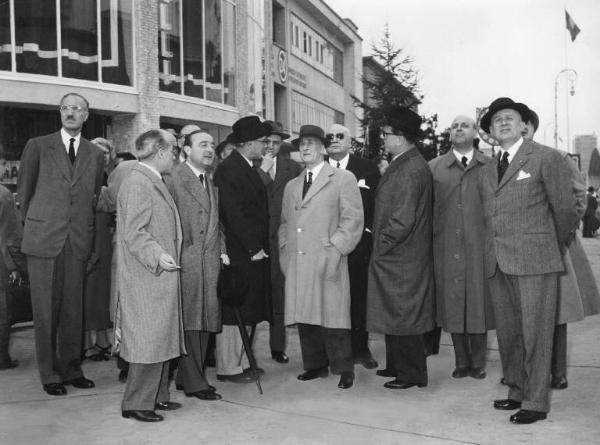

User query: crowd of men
[0,92,599,426]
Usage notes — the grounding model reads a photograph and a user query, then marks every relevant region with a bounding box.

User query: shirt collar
[499,137,523,163]
[138,161,162,179]
[185,161,205,177]
[328,153,349,169]
[453,148,473,165]
[61,128,81,150]
[307,161,325,180]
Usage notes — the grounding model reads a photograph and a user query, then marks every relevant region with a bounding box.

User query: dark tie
[336,161,340,168]
[497,151,510,183]
[68,138,76,164]
[302,171,313,198]
[461,156,468,168]
[199,173,205,188]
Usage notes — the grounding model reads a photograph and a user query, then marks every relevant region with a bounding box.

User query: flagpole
[564,10,571,153]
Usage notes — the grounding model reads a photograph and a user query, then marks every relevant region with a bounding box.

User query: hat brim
[480,103,530,134]
[269,130,290,140]
[291,134,327,147]
[232,122,272,143]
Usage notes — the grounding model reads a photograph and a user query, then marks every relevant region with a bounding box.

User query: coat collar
[443,149,487,171]
[132,163,179,215]
[177,162,211,212]
[299,162,335,204]
[497,139,533,190]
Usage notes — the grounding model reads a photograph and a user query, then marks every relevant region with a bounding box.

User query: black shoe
[64,376,95,389]
[43,383,67,396]
[375,368,396,378]
[383,379,427,389]
[243,367,265,375]
[186,390,222,400]
[217,372,254,383]
[338,372,354,389]
[177,384,216,392]
[118,369,128,383]
[0,359,19,370]
[510,409,547,424]
[452,367,469,378]
[155,401,182,411]
[550,376,568,389]
[469,368,486,380]
[297,366,329,381]
[355,353,378,370]
[271,351,289,364]
[122,410,164,422]
[493,399,522,410]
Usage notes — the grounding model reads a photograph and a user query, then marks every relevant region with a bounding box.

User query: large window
[159,0,236,106]
[0,0,133,85]
[291,91,341,134]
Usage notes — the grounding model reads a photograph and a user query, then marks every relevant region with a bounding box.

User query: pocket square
[516,170,531,181]
[357,179,370,189]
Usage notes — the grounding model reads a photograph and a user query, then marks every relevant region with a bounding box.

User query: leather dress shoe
[452,367,469,378]
[297,366,329,381]
[375,368,396,378]
[337,372,354,389]
[355,354,378,370]
[243,367,265,375]
[64,376,95,389]
[217,372,254,383]
[155,401,182,411]
[493,399,522,410]
[383,379,427,389]
[550,376,568,389]
[186,389,222,401]
[122,410,163,422]
[271,351,289,364]
[509,409,547,424]
[177,383,216,392]
[0,359,19,370]
[43,383,67,396]
[469,368,486,379]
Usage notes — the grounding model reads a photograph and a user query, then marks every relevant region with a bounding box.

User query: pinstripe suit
[479,139,578,413]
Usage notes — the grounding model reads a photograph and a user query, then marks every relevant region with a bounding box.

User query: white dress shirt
[60,128,81,156]
[453,148,473,165]
[328,153,349,169]
[498,137,524,163]
[306,161,325,181]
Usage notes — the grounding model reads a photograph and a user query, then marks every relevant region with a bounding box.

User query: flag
[565,10,581,42]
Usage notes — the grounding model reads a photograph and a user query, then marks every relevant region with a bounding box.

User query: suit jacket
[0,185,25,291]
[367,147,435,336]
[279,162,363,329]
[165,162,223,332]
[478,140,579,277]
[17,131,104,261]
[116,164,186,364]
[213,149,271,325]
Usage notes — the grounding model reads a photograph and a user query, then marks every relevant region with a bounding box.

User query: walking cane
[232,307,263,395]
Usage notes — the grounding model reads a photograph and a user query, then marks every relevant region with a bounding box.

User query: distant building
[574,134,600,188]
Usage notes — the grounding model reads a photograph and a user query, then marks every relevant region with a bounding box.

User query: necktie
[336,161,340,168]
[68,138,76,164]
[302,171,313,198]
[199,173,205,188]
[461,156,468,168]
[497,151,510,183]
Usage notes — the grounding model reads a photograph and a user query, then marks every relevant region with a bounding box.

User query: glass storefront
[0,0,133,86]
[247,0,265,116]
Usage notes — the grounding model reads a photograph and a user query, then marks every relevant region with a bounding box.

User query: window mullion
[56,0,62,77]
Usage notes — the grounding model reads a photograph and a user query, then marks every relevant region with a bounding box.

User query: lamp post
[554,68,577,151]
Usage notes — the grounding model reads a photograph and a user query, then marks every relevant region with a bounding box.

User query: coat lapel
[179,163,210,212]
[72,138,93,186]
[204,178,219,247]
[376,148,415,195]
[497,141,532,191]
[48,132,73,182]
[272,157,291,194]
[302,162,333,204]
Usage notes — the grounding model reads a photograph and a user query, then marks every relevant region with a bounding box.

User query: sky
[326,0,600,151]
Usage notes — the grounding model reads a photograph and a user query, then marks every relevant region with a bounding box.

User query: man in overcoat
[367,106,435,390]
[212,116,272,382]
[117,129,186,422]
[429,115,493,380]
[279,125,363,389]
[478,97,578,424]
[256,121,302,364]
[17,93,104,395]
[326,123,380,369]
[166,130,225,400]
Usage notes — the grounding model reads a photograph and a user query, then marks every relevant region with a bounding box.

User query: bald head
[326,124,352,160]
[450,115,477,152]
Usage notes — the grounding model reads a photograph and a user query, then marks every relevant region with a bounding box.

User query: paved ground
[1,237,599,445]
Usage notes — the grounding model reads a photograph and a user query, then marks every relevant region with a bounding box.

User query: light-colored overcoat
[279,162,363,329]
[429,150,494,333]
[116,164,186,364]
[165,162,223,332]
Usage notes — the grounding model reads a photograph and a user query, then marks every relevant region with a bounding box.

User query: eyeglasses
[326,133,345,141]
[59,105,87,113]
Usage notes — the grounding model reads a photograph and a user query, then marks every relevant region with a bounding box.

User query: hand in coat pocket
[323,244,342,281]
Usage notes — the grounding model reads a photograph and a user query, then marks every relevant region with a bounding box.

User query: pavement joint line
[221,399,482,445]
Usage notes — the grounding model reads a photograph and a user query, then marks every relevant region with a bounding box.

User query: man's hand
[8,270,21,286]
[221,253,231,266]
[159,253,179,271]
[251,249,269,261]
[260,152,275,173]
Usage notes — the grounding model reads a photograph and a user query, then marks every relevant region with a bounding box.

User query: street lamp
[554,68,578,151]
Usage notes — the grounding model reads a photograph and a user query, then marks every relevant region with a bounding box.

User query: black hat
[215,133,235,157]
[264,120,290,140]
[384,106,423,137]
[525,107,539,132]
[291,125,327,146]
[480,97,530,133]
[229,116,271,143]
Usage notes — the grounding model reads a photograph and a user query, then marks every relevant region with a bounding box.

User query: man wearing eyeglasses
[17,93,104,396]
[326,124,380,370]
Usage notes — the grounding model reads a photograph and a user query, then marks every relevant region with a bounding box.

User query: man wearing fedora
[256,121,302,364]
[367,106,435,390]
[478,97,578,424]
[212,116,272,383]
[279,124,363,389]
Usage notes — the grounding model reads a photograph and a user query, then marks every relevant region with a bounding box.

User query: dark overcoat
[213,150,271,325]
[367,148,435,336]
[166,163,223,332]
[429,150,494,333]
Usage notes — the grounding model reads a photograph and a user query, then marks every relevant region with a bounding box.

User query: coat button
[297,228,303,232]
[457,204,462,209]
[298,251,304,255]
[454,254,460,259]
[455,230,460,235]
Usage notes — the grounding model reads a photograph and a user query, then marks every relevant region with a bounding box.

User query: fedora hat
[264,120,290,140]
[480,97,530,133]
[525,107,539,132]
[384,106,423,137]
[229,116,271,143]
[291,124,327,146]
